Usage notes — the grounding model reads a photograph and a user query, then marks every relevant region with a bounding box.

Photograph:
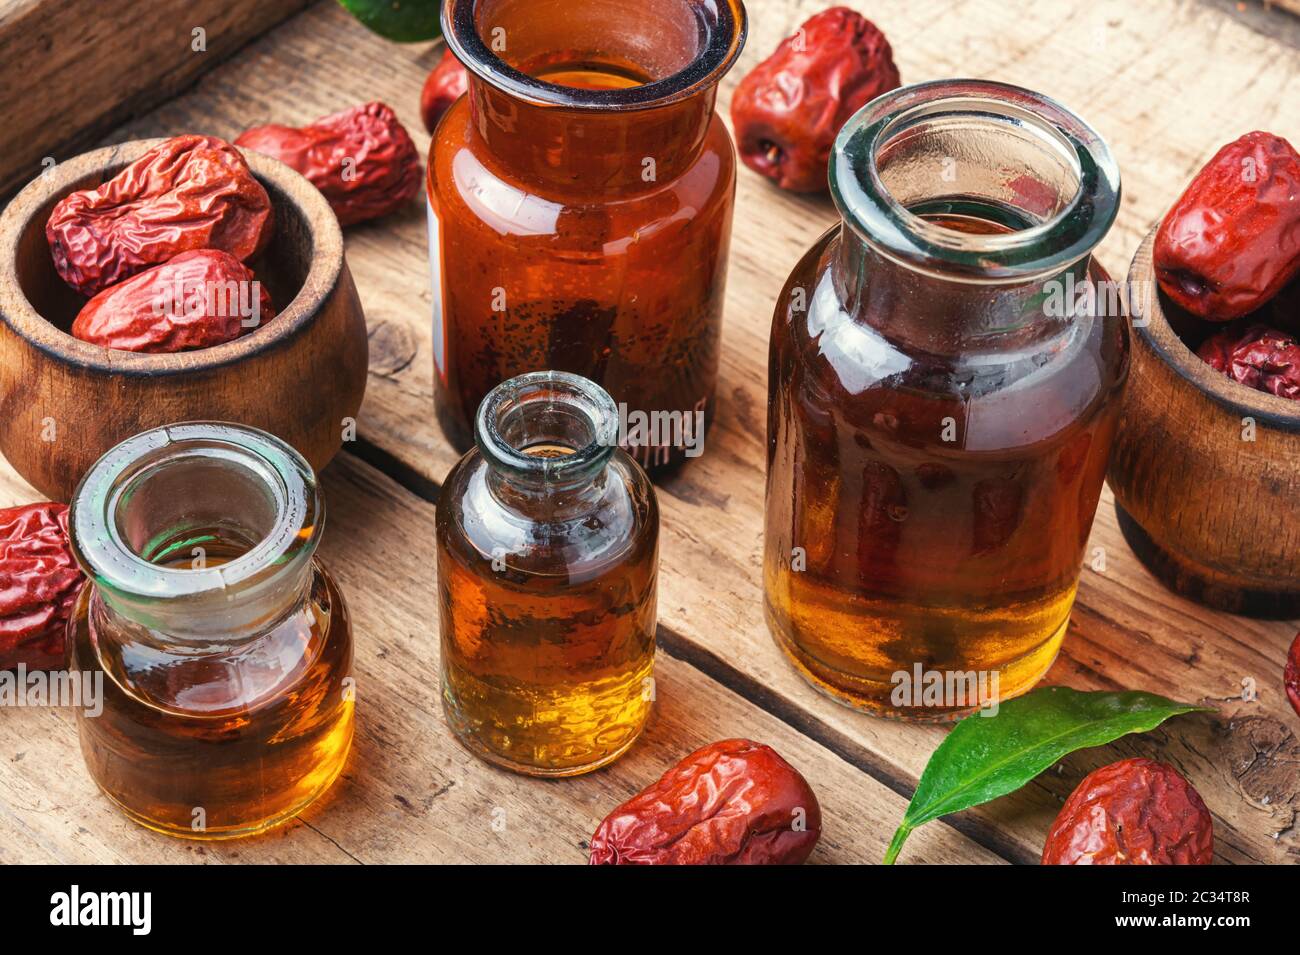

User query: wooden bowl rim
[0,138,344,375]
[1128,225,1300,433]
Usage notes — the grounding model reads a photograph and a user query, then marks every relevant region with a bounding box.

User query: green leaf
[884,687,1211,864]
[337,0,441,43]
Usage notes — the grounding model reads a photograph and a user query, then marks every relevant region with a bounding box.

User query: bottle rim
[476,370,619,483]
[442,0,747,111]
[830,79,1121,282]
[69,422,321,609]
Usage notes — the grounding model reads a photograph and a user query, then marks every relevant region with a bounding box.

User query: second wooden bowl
[1109,227,1300,618]
[0,139,368,501]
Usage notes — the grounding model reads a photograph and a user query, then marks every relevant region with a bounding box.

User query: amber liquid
[438,447,657,776]
[527,55,647,90]
[72,537,354,838]
[765,214,1125,720]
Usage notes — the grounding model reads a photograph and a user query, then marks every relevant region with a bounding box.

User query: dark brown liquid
[429,50,733,473]
[72,537,353,838]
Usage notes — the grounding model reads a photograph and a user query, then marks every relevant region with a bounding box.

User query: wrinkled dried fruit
[589,738,821,865]
[1196,323,1300,400]
[730,7,900,193]
[1286,632,1299,720]
[421,47,469,133]
[71,249,274,353]
[46,135,273,297]
[1154,131,1300,320]
[236,102,421,227]
[0,503,84,671]
[1042,758,1213,865]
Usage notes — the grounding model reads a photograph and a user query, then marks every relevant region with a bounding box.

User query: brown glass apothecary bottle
[428,0,747,473]
[68,423,353,838]
[765,80,1128,720]
[438,371,659,776]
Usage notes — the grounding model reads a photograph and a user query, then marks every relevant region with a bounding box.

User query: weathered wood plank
[92,0,1300,863]
[0,0,313,196]
[0,454,999,864]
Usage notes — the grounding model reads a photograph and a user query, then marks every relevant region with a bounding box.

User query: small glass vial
[438,371,659,776]
[68,422,354,839]
[765,80,1128,720]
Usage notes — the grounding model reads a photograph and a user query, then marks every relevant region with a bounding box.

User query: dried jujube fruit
[589,738,822,865]
[71,249,274,353]
[1042,758,1213,865]
[0,503,85,671]
[421,47,469,133]
[46,135,273,297]
[236,101,421,227]
[730,6,901,193]
[1154,131,1300,320]
[1196,323,1300,400]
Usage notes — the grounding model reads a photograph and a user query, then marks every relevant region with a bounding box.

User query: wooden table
[1,0,1297,865]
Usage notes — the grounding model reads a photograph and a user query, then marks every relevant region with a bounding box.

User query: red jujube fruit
[1042,758,1213,865]
[46,135,273,297]
[236,102,421,227]
[589,738,822,864]
[71,249,274,353]
[730,7,901,193]
[1154,131,1300,320]
[1196,323,1300,400]
[0,503,85,671]
[421,47,469,133]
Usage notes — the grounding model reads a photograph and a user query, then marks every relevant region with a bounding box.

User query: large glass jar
[438,371,659,776]
[68,422,354,838]
[429,0,747,473]
[764,81,1128,721]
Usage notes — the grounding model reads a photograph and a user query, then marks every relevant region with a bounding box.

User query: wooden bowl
[0,139,368,501]
[1109,227,1300,618]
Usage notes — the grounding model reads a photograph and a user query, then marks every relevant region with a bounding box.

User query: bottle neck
[476,370,620,518]
[826,80,1120,356]
[832,222,1088,356]
[92,542,316,646]
[443,0,744,194]
[467,80,718,192]
[70,423,322,648]
[485,464,612,522]
[90,561,314,653]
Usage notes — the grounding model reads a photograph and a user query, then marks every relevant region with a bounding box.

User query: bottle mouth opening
[476,371,618,483]
[831,79,1120,282]
[442,0,746,110]
[70,423,321,608]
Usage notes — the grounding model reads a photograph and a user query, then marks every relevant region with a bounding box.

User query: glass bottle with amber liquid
[438,371,659,775]
[428,0,747,472]
[765,81,1128,720]
[68,422,354,838]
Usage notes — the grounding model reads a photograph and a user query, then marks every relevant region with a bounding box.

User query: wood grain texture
[4,0,1299,864]
[0,0,312,197]
[0,453,999,865]
[0,140,368,501]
